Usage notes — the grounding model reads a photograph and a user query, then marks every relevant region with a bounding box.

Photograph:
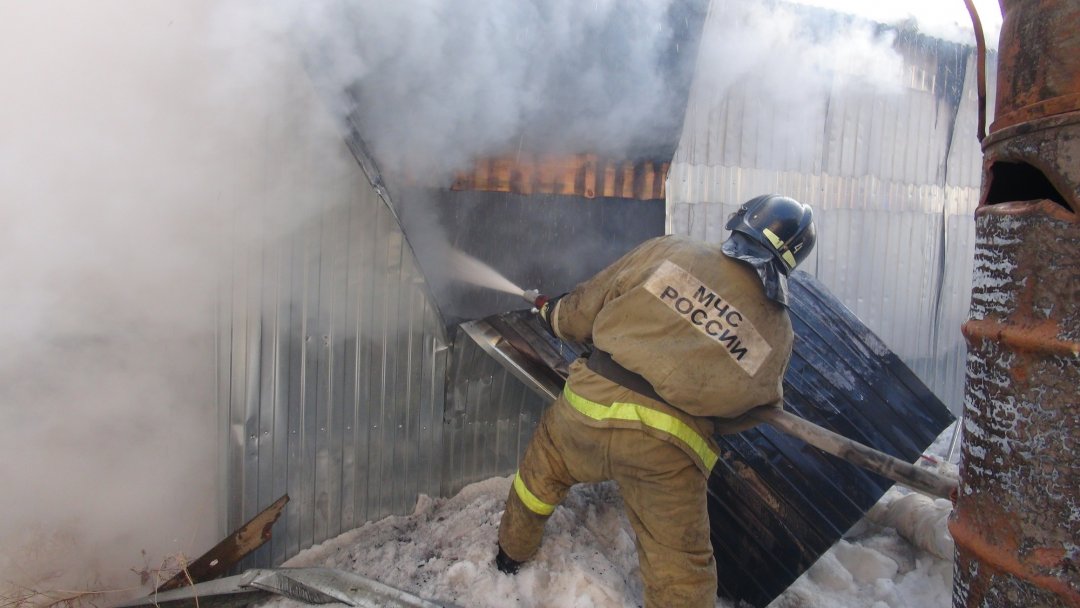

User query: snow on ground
[269,425,960,608]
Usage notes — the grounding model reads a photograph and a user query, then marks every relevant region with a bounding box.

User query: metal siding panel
[723,92,741,169]
[340,348,359,529]
[440,326,548,498]
[488,360,511,480]
[399,261,416,510]
[453,341,481,493]
[440,339,463,499]
[912,94,931,184]
[418,319,435,498]
[425,305,449,498]
[328,203,350,540]
[299,217,321,553]
[255,240,286,567]
[465,356,488,487]
[417,306,437,498]
[220,145,454,563]
[686,200,708,241]
[402,256,426,508]
[909,211,936,367]
[902,94,920,184]
[840,93,859,177]
[241,244,262,537]
[497,372,525,474]
[254,249,276,564]
[467,363,486,485]
[894,211,914,355]
[387,229,408,516]
[370,204,393,520]
[483,358,506,481]
[215,246,234,546]
[339,187,362,533]
[432,331,449,497]
[228,244,249,535]
[313,212,333,547]
[354,187,380,526]
[269,240,293,566]
[284,229,306,559]
[867,97,885,179]
[920,93,942,184]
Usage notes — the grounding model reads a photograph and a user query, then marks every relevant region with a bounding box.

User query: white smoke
[677,0,907,170]
[0,0,359,599]
[0,0,993,598]
[786,0,1003,49]
[249,0,692,179]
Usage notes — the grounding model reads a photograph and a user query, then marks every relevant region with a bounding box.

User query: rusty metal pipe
[952,2,1080,604]
[962,0,990,142]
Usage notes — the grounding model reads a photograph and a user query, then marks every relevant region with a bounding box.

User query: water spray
[448,248,543,307]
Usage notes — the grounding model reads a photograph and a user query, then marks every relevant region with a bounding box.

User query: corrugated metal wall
[217,140,450,568]
[216,139,662,567]
[440,327,549,498]
[669,8,995,413]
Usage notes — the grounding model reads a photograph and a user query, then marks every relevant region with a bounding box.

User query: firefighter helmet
[725,194,816,274]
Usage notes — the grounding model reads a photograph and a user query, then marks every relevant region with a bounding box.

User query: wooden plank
[156,494,290,592]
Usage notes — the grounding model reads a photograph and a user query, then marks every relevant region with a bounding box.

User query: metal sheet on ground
[466,271,954,607]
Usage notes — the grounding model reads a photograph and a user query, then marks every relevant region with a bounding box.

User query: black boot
[495,546,523,575]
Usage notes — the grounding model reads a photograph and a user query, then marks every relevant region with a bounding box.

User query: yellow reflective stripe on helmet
[513,471,556,516]
[762,228,798,269]
[562,386,719,471]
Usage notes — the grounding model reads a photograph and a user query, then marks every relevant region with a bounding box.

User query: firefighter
[495,194,817,607]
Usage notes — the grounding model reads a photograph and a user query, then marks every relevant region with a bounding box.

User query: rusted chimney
[951,1,1080,606]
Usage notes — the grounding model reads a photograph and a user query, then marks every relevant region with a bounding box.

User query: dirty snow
[266,425,960,608]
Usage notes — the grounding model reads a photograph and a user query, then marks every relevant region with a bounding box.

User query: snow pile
[773,429,958,608]
[269,426,960,607]
[272,486,954,607]
[280,478,645,608]
[776,522,953,608]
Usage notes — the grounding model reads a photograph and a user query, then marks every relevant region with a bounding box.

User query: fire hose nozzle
[521,289,547,308]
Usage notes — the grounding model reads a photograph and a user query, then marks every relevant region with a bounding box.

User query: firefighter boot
[495,545,523,575]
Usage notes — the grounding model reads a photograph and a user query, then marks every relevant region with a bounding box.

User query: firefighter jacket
[551,234,794,440]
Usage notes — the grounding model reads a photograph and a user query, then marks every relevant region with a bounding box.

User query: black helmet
[725,194,816,274]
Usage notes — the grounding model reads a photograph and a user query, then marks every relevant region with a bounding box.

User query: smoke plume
[0,0,359,598]
[255,0,696,180]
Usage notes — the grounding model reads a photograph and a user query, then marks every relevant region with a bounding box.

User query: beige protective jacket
[552,235,793,432]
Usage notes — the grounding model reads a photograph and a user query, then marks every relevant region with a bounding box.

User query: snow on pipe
[866,490,955,560]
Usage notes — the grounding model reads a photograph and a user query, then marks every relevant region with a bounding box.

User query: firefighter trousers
[497,392,716,608]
